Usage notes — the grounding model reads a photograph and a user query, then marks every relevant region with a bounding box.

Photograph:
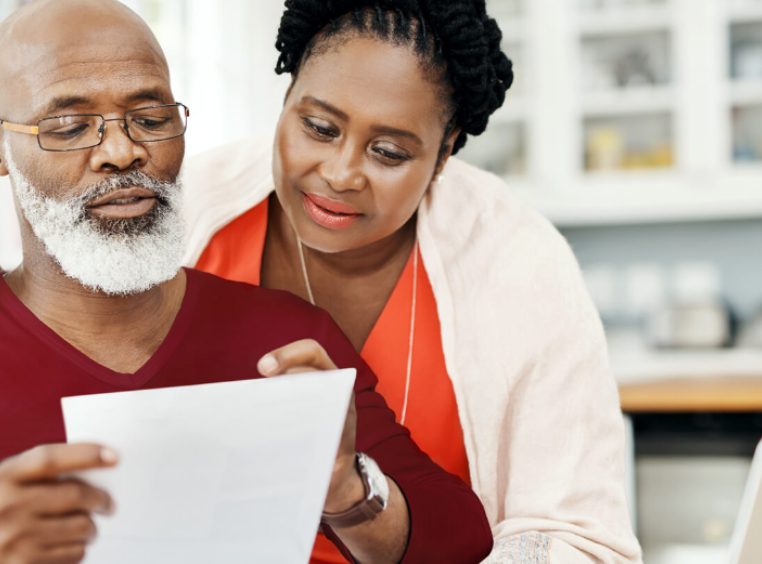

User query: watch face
[360,453,390,507]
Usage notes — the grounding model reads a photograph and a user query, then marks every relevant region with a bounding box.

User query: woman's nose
[318,143,368,192]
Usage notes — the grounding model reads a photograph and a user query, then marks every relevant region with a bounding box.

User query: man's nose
[88,119,148,173]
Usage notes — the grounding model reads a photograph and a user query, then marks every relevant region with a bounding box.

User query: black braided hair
[275,0,514,154]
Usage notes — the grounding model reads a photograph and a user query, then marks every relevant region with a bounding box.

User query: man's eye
[46,123,90,138]
[132,117,171,130]
[303,117,338,139]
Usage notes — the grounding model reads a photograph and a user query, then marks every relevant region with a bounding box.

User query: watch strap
[321,453,387,528]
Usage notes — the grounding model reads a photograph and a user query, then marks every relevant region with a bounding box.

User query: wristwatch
[321,452,390,528]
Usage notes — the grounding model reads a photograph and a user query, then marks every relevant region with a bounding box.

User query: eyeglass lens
[36,104,188,151]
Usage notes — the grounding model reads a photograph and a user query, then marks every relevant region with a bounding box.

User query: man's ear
[0,135,8,176]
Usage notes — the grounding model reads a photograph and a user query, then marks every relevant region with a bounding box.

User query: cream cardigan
[182,139,643,564]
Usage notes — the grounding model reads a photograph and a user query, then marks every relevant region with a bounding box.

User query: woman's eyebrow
[369,125,423,146]
[301,95,423,146]
[301,96,348,120]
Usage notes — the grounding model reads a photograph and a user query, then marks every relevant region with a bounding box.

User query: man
[0,1,492,563]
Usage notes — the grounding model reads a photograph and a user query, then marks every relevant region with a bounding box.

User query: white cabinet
[461,0,762,226]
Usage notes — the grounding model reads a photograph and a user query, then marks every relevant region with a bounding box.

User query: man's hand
[0,443,118,564]
[257,340,363,514]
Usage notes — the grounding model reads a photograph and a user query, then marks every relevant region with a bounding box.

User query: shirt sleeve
[313,309,493,563]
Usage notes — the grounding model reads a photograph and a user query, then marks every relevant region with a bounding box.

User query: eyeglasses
[0,103,190,152]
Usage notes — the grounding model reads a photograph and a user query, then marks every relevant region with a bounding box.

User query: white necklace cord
[295,234,419,426]
[296,236,316,306]
[399,239,419,426]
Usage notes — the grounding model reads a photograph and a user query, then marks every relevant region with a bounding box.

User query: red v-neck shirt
[196,200,472,564]
[0,269,349,455]
[0,268,491,563]
[0,270,492,562]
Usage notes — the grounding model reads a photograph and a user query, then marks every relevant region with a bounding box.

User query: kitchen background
[2,0,762,562]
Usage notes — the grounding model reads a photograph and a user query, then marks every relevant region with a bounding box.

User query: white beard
[4,140,186,296]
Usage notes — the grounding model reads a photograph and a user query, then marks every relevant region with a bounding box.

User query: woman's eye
[303,117,338,139]
[373,145,410,164]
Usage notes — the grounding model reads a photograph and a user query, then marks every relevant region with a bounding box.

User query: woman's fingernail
[100,447,119,465]
[258,354,278,374]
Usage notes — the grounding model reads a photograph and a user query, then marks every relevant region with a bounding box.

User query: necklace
[296,237,419,426]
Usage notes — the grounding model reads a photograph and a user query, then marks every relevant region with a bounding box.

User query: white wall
[181,0,290,154]
[124,0,290,155]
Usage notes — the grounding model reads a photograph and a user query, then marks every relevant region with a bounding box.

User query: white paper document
[62,369,356,564]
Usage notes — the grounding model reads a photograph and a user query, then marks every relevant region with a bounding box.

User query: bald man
[0,1,492,563]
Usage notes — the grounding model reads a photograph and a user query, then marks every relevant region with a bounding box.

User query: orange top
[196,199,470,563]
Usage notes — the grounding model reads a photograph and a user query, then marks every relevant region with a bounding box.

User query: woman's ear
[433,127,462,178]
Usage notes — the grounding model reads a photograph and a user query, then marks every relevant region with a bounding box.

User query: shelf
[729,81,762,106]
[516,177,762,227]
[731,162,762,175]
[729,3,762,24]
[643,543,728,564]
[577,6,673,36]
[607,330,762,392]
[621,376,762,412]
[611,344,762,387]
[581,87,674,116]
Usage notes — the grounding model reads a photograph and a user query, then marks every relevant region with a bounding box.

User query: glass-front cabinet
[461,0,762,226]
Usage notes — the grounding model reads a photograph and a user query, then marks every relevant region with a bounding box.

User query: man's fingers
[35,513,97,547]
[36,541,87,564]
[0,444,118,483]
[258,339,337,376]
[26,480,113,517]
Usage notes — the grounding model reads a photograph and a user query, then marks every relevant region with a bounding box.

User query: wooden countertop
[619,376,762,412]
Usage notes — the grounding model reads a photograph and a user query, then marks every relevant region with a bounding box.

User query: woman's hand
[257,340,364,514]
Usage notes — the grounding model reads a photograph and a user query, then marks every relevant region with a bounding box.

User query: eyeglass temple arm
[0,120,40,135]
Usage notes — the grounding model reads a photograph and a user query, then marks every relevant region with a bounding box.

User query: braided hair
[275,0,514,154]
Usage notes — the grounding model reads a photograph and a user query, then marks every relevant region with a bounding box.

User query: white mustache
[76,171,178,209]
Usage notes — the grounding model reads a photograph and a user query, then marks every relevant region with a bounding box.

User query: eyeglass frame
[0,102,190,153]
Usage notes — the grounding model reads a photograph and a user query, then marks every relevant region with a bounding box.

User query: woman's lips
[86,188,158,219]
[302,192,363,230]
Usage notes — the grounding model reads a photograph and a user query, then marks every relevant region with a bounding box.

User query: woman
[183,1,642,562]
